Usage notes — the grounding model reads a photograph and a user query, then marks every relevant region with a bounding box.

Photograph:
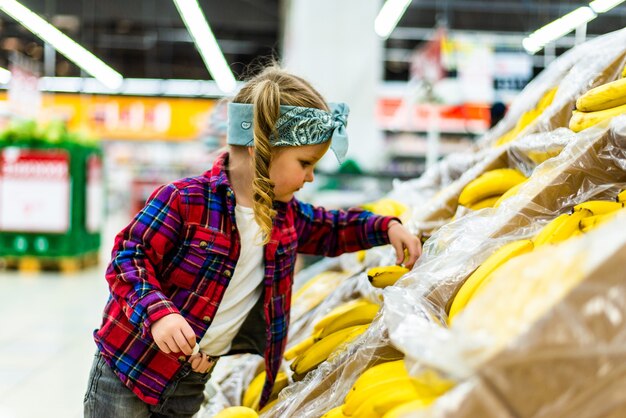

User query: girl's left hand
[387,221,422,269]
[189,352,215,374]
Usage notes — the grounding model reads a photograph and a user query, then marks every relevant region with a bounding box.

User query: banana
[291,325,368,376]
[351,381,421,418]
[259,399,277,414]
[542,209,592,245]
[576,77,626,112]
[367,265,410,288]
[572,200,624,215]
[242,371,288,410]
[616,189,626,203]
[382,399,434,418]
[213,406,259,418]
[318,304,380,339]
[467,195,501,210]
[533,214,569,246]
[322,405,348,418]
[313,299,375,333]
[448,240,534,322]
[348,360,408,397]
[536,86,558,111]
[494,180,528,208]
[344,376,418,416]
[284,335,316,361]
[622,65,626,78]
[569,103,626,132]
[362,198,407,217]
[580,210,622,233]
[458,168,527,207]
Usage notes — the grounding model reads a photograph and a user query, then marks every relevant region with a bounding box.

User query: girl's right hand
[151,313,197,355]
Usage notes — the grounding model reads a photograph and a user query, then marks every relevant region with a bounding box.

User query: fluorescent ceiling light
[0,0,123,89]
[0,67,11,84]
[589,0,626,13]
[523,6,597,54]
[375,0,412,39]
[173,0,236,93]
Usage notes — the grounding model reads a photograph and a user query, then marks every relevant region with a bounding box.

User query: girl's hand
[151,313,197,355]
[387,221,422,269]
[189,352,216,373]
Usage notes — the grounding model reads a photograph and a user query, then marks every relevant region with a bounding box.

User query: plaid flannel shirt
[93,152,397,407]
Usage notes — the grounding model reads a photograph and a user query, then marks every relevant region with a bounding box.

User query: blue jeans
[84,352,215,418]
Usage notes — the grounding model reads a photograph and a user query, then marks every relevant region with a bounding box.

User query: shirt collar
[207,151,289,217]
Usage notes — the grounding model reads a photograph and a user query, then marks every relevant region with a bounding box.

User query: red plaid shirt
[94,152,396,406]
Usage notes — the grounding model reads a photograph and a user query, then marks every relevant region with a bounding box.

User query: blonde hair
[233,65,328,244]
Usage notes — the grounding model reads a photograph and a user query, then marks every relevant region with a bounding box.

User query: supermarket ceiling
[0,0,625,82]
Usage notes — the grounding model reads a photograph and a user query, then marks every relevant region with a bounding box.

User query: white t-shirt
[199,204,264,355]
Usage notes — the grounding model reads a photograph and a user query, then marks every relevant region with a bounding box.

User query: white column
[282,0,384,171]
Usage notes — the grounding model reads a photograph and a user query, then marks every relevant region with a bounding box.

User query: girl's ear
[247,147,254,157]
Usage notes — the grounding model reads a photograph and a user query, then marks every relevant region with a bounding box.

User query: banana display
[367,265,410,288]
[448,192,626,323]
[570,77,626,132]
[458,168,527,208]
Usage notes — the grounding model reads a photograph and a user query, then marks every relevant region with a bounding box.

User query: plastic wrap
[407,210,626,418]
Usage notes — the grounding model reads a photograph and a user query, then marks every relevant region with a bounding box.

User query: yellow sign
[37,93,215,141]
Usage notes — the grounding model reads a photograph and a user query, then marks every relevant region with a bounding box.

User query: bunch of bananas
[286,299,380,379]
[318,359,454,418]
[494,86,558,147]
[458,168,527,210]
[448,195,626,322]
[241,371,289,411]
[569,77,626,132]
[291,270,353,321]
[366,265,410,288]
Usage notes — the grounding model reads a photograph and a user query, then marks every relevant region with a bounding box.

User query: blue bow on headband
[227,102,350,163]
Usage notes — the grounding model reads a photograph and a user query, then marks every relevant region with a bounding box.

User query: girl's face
[270,142,330,202]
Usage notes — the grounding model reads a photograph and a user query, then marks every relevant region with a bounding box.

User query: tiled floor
[0,265,110,418]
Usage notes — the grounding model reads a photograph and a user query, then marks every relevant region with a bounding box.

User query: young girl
[84,66,421,417]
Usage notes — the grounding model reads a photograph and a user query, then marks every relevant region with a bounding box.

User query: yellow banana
[494,180,528,208]
[542,209,592,245]
[572,200,624,215]
[616,189,626,203]
[318,304,380,339]
[382,399,434,418]
[448,240,534,322]
[367,265,410,288]
[242,371,288,410]
[344,376,418,416]
[576,77,626,112]
[213,406,259,418]
[458,168,527,207]
[533,214,569,246]
[322,405,348,418]
[362,199,407,217]
[313,299,375,333]
[258,399,277,414]
[622,65,626,78]
[291,325,368,376]
[580,210,623,233]
[467,195,501,210]
[348,360,408,397]
[569,103,626,132]
[351,381,421,418]
[536,86,558,111]
[284,335,316,361]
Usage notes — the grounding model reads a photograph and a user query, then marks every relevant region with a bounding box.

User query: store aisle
[0,265,110,418]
